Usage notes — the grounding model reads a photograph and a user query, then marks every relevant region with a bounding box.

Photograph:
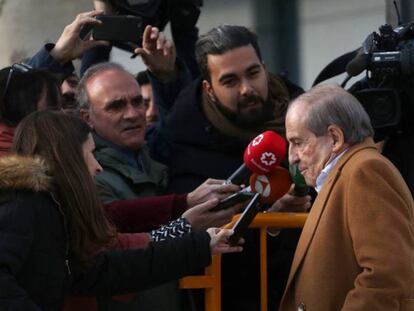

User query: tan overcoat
[279,138,414,311]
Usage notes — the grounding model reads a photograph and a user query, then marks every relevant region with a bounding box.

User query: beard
[213,93,274,128]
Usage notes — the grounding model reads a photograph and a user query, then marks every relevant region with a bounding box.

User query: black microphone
[346,50,369,77]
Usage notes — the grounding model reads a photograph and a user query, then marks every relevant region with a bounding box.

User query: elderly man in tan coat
[279,84,414,311]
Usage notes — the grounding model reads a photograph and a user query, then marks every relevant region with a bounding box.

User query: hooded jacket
[0,155,212,311]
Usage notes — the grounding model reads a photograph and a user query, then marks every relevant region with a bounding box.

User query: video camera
[347,22,414,137]
[314,21,414,139]
[313,18,414,195]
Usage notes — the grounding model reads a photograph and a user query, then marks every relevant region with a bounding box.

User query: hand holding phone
[228,193,261,246]
[210,190,256,212]
[51,10,107,64]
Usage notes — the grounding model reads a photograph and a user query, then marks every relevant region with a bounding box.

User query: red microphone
[249,167,292,204]
[244,131,286,174]
[225,131,287,185]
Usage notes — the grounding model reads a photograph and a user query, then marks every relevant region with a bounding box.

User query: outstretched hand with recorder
[183,198,243,230]
[182,178,243,229]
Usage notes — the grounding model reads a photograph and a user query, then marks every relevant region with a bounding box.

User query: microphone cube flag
[250,167,292,204]
[243,131,286,174]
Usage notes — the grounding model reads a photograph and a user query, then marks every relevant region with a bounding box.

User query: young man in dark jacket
[139,25,310,310]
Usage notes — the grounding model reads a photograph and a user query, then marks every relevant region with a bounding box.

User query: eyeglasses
[2,63,33,101]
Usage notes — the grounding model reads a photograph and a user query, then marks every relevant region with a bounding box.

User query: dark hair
[136,70,150,86]
[195,25,262,80]
[0,67,61,126]
[12,110,115,267]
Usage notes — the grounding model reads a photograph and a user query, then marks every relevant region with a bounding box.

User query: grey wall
[299,0,386,89]
[0,0,90,67]
[0,0,388,89]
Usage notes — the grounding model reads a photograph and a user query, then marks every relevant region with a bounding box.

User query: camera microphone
[346,49,369,77]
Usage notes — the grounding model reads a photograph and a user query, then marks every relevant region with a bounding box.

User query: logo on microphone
[251,134,264,147]
[253,175,271,197]
[260,152,277,166]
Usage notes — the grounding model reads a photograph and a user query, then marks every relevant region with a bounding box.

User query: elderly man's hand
[50,10,108,64]
[186,178,241,208]
[183,198,243,230]
[134,25,177,81]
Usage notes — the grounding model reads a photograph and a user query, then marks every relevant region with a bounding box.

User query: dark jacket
[0,155,211,311]
[27,44,75,76]
[93,133,169,203]
[150,72,304,310]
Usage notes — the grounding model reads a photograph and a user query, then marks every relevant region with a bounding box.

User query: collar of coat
[0,155,51,192]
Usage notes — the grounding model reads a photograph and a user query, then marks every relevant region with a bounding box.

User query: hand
[134,25,177,81]
[94,0,115,14]
[187,178,241,208]
[50,10,109,64]
[207,228,244,255]
[269,185,312,213]
[182,198,243,230]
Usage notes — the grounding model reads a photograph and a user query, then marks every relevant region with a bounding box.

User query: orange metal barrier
[179,212,308,311]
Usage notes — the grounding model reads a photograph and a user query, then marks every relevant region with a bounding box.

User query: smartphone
[228,193,261,246]
[90,15,143,43]
[210,190,256,212]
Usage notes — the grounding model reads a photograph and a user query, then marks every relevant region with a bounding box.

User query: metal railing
[180,212,308,311]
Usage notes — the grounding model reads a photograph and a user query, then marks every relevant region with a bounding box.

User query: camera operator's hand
[50,10,109,64]
[183,198,243,230]
[134,25,177,82]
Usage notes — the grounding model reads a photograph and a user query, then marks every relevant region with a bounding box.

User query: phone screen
[210,191,256,212]
[228,193,261,246]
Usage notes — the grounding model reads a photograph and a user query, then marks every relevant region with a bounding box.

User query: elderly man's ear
[327,124,346,153]
[80,109,93,128]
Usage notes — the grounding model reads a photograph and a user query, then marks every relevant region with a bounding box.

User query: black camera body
[314,20,414,195]
[347,22,414,136]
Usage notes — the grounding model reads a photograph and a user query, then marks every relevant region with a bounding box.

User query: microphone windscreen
[243,131,286,174]
[346,51,369,77]
[249,167,292,204]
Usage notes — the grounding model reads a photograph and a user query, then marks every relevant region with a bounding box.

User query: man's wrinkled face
[286,102,334,187]
[85,69,146,151]
[203,44,270,128]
